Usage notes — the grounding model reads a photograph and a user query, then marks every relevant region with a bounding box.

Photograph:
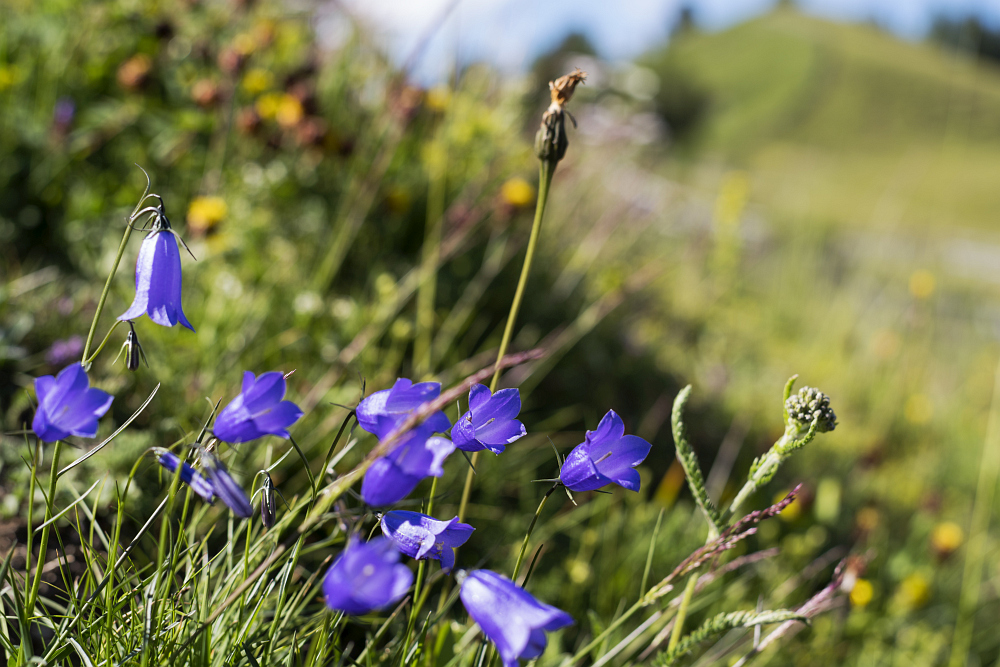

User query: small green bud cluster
[785,386,837,433]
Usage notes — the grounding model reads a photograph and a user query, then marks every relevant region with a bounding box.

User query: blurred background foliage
[3,0,1000,664]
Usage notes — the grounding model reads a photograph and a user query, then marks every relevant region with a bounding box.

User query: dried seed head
[785,386,837,433]
[535,68,587,165]
[548,68,587,110]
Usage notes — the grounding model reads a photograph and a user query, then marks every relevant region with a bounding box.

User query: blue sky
[339,0,1000,84]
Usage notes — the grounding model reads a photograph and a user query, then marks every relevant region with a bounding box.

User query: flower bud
[534,68,586,166]
[118,323,147,372]
[785,386,837,433]
[260,472,276,528]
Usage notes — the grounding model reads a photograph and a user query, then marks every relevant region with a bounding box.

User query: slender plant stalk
[457,159,555,524]
[415,140,447,378]
[402,476,440,663]
[511,483,558,583]
[24,438,62,620]
[949,355,1000,667]
[668,574,698,652]
[81,218,136,366]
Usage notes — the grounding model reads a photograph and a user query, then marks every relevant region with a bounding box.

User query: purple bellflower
[213,371,303,444]
[380,510,474,572]
[361,430,455,507]
[559,410,652,493]
[452,384,526,454]
[200,452,253,518]
[356,378,451,440]
[32,363,114,443]
[118,211,194,331]
[153,448,215,503]
[459,570,573,667]
[322,537,413,615]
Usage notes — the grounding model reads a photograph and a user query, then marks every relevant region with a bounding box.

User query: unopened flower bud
[785,386,837,433]
[260,472,277,528]
[115,322,148,372]
[534,68,586,165]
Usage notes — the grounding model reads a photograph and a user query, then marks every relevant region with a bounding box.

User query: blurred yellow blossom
[904,394,933,425]
[931,521,963,557]
[233,32,257,57]
[276,95,304,128]
[425,86,451,112]
[501,177,536,208]
[909,270,935,299]
[895,573,931,610]
[850,578,874,607]
[187,196,227,235]
[242,69,273,95]
[255,92,283,120]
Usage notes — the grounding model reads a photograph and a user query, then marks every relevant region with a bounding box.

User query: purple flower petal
[361,459,423,507]
[243,372,287,415]
[323,538,413,615]
[31,364,113,443]
[201,454,253,517]
[452,385,525,454]
[251,401,304,438]
[460,570,572,667]
[154,449,215,503]
[118,230,194,331]
[380,511,474,572]
[213,371,302,444]
[559,410,651,493]
[356,378,451,439]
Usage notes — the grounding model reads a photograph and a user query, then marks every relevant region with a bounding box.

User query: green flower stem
[667,574,698,653]
[457,159,555,525]
[727,438,787,518]
[949,357,1000,667]
[402,476,440,664]
[81,220,135,367]
[511,482,558,583]
[24,438,62,620]
[84,319,123,366]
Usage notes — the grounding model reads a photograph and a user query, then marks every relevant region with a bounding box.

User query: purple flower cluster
[32,364,113,443]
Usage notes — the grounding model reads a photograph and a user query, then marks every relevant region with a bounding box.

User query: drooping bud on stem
[115,321,148,371]
[535,68,586,165]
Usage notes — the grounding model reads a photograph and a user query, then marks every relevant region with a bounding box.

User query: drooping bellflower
[356,378,451,439]
[459,569,573,667]
[322,537,413,615]
[32,363,114,443]
[118,209,194,331]
[361,429,455,507]
[380,510,474,572]
[153,448,215,503]
[213,371,303,444]
[452,384,526,454]
[200,452,254,518]
[559,409,651,493]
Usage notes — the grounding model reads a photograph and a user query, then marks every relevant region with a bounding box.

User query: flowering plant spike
[32,363,114,442]
[380,510,474,572]
[356,378,451,439]
[459,569,573,667]
[452,384,526,454]
[559,409,652,492]
[361,430,456,506]
[118,199,195,330]
[213,371,303,443]
[322,537,413,615]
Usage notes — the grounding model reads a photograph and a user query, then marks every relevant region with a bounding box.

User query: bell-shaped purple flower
[361,430,455,507]
[213,371,303,444]
[459,570,573,667]
[559,410,651,493]
[356,378,451,440]
[32,363,114,443]
[200,453,253,518]
[452,384,526,454]
[118,228,194,330]
[322,537,413,615]
[380,510,474,572]
[153,448,215,503]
